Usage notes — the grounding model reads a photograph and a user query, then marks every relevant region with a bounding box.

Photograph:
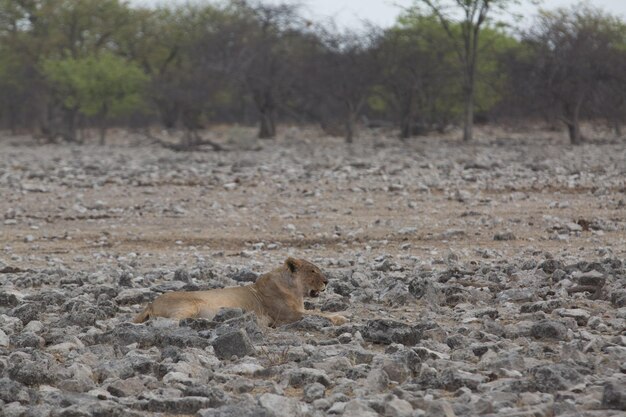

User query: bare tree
[296,26,381,143]
[374,14,459,139]
[235,1,305,139]
[515,5,626,144]
[416,0,517,141]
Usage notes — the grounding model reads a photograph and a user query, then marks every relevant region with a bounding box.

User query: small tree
[235,1,305,139]
[43,52,148,144]
[512,5,626,144]
[416,0,518,141]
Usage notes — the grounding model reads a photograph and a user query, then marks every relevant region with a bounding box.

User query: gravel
[0,131,625,416]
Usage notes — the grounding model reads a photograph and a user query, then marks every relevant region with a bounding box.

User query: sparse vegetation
[0,0,625,144]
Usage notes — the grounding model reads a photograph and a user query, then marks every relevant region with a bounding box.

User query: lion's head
[285,257,328,298]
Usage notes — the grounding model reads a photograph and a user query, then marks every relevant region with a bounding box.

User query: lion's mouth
[309,290,320,297]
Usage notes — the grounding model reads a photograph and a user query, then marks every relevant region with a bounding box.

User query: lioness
[133,257,348,326]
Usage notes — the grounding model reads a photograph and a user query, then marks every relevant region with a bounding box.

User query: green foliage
[42,52,148,118]
[396,11,518,117]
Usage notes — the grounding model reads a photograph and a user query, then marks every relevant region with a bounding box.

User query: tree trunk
[344,110,357,144]
[345,120,353,143]
[563,97,584,145]
[462,84,474,142]
[99,104,108,146]
[566,120,582,145]
[258,109,276,139]
[63,108,78,143]
[399,92,416,140]
[99,127,107,145]
[156,100,179,129]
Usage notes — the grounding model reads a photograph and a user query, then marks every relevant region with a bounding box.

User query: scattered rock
[303,382,326,402]
[362,319,422,346]
[230,269,259,283]
[211,330,255,360]
[602,381,626,411]
[258,393,303,417]
[493,232,516,241]
[530,320,568,341]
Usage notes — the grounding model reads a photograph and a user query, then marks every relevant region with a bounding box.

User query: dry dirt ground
[1,127,624,271]
[0,127,625,417]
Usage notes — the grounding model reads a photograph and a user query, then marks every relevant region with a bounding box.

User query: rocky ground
[0,127,625,417]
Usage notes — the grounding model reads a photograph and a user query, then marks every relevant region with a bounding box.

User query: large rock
[440,368,488,391]
[258,393,303,417]
[342,399,379,417]
[107,377,147,398]
[362,319,422,346]
[303,382,326,402]
[211,330,255,360]
[529,364,583,393]
[530,320,568,341]
[0,378,31,404]
[9,303,43,325]
[287,368,331,387]
[230,269,259,283]
[282,315,333,331]
[602,381,626,411]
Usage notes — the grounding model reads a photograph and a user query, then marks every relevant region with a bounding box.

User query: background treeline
[0,0,625,145]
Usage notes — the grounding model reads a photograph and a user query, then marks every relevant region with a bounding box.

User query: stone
[114,288,153,305]
[493,232,516,241]
[107,377,147,397]
[384,397,414,417]
[602,381,626,411]
[0,291,19,307]
[211,330,255,360]
[303,382,326,402]
[282,315,333,331]
[8,352,57,386]
[539,260,565,274]
[1,402,28,417]
[258,393,303,417]
[425,400,457,417]
[174,268,192,282]
[214,313,264,342]
[529,364,582,393]
[0,329,9,348]
[139,396,226,413]
[440,368,488,391]
[9,303,43,325]
[287,368,331,387]
[230,268,259,283]
[530,320,568,341]
[198,402,271,417]
[556,308,590,326]
[408,277,435,299]
[213,308,244,322]
[10,331,45,349]
[611,291,626,308]
[365,367,390,392]
[0,378,31,404]
[342,399,379,417]
[362,319,422,346]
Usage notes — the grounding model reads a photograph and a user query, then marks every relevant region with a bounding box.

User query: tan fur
[133,257,348,326]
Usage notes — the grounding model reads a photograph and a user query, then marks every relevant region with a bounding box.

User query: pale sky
[131,1,626,29]
[293,0,626,29]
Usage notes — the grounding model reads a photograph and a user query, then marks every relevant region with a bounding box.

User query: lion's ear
[285,257,298,273]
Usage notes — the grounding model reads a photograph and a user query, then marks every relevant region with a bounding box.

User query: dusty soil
[2,128,624,270]
[1,127,625,417]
